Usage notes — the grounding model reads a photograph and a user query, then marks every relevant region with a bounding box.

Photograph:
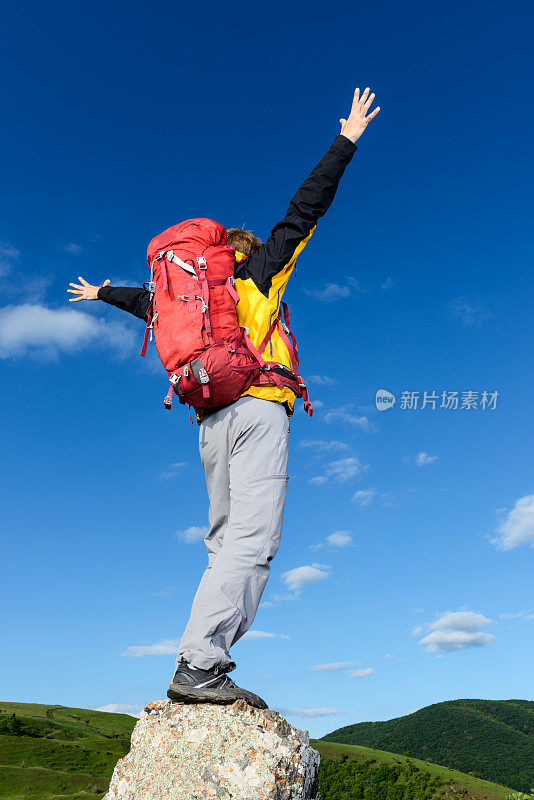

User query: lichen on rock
[104,698,321,799]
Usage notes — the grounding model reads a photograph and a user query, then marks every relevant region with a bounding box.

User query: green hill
[321,698,534,793]
[0,700,526,800]
[0,701,136,799]
[312,739,520,800]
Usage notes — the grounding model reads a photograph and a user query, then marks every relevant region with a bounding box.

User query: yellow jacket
[232,134,357,414]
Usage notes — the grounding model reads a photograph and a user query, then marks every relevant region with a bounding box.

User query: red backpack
[141,218,312,417]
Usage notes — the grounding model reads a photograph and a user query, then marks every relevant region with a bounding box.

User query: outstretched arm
[67,277,150,321]
[237,87,380,296]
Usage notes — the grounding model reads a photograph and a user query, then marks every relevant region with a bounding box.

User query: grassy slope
[0,701,522,800]
[321,698,534,792]
[312,739,517,800]
[0,702,136,800]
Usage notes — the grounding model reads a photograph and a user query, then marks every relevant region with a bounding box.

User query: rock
[104,698,320,800]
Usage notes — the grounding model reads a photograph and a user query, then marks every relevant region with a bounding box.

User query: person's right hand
[339,87,380,144]
[67,276,110,302]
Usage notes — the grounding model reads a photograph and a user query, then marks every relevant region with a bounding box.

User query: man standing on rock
[68,87,380,709]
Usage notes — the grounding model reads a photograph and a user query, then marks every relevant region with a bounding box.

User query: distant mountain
[0,701,136,799]
[321,698,534,793]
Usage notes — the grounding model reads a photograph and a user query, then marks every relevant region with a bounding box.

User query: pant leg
[176,396,290,672]
[174,412,231,670]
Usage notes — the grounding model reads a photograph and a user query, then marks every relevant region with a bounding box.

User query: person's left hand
[67,276,110,301]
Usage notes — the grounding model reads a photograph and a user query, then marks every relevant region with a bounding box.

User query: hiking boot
[167,662,267,709]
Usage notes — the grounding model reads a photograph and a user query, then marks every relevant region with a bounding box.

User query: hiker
[68,87,380,709]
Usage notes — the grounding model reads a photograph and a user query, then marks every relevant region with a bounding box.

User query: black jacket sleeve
[97,285,151,322]
[235,135,357,295]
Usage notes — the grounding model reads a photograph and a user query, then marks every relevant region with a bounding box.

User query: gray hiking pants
[176,396,290,672]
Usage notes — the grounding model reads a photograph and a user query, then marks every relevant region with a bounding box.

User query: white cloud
[500,610,534,621]
[416,452,438,467]
[311,661,359,672]
[326,531,353,547]
[323,406,370,430]
[381,277,393,290]
[420,630,496,652]
[109,276,146,288]
[161,462,187,479]
[152,586,178,598]
[0,304,136,360]
[352,488,377,506]
[299,439,349,453]
[492,495,534,550]
[95,703,142,718]
[259,593,295,609]
[175,526,208,544]
[0,241,19,277]
[306,375,337,386]
[414,610,496,653]
[347,667,375,679]
[447,296,491,327]
[306,277,366,302]
[311,531,353,550]
[310,456,368,486]
[241,630,289,641]
[306,283,351,302]
[499,610,534,629]
[281,564,330,591]
[19,275,54,303]
[404,452,438,467]
[275,707,346,718]
[63,243,83,255]
[123,639,179,657]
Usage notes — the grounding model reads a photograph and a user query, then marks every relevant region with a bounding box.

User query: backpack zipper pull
[149,311,158,342]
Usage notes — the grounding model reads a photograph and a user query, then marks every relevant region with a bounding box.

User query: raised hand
[67,276,110,302]
[339,87,380,144]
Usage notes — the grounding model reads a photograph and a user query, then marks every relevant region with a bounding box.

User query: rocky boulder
[104,698,321,799]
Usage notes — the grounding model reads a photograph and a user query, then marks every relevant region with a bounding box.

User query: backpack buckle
[194,295,207,313]
[196,256,207,269]
[198,368,209,384]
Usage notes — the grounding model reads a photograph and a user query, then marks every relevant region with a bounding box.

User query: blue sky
[1,0,533,738]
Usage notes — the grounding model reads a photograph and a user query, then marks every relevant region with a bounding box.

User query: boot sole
[167,682,267,709]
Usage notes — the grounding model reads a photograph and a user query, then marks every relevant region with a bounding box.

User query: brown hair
[227,228,262,256]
